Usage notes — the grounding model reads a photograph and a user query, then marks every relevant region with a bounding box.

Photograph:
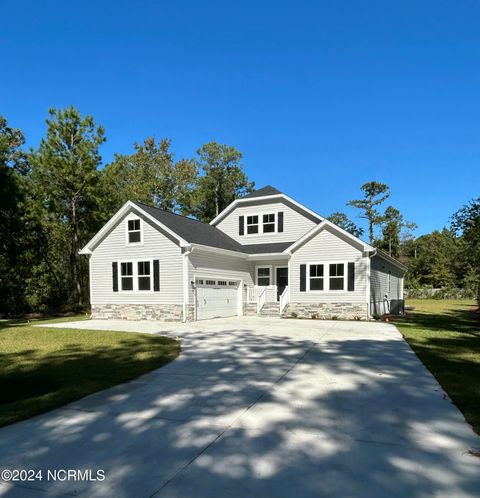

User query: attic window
[262,213,276,233]
[127,219,142,244]
[246,215,259,234]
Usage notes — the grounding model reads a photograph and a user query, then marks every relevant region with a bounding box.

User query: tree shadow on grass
[0,323,479,497]
[0,326,179,427]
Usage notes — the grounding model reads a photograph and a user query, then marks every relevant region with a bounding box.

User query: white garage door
[195,279,239,320]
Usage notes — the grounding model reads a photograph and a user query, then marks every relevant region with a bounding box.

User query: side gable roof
[132,201,245,253]
[284,219,374,254]
[80,201,249,255]
[209,186,324,226]
[373,249,408,271]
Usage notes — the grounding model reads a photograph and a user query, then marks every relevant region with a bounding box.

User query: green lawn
[0,316,180,427]
[392,299,480,434]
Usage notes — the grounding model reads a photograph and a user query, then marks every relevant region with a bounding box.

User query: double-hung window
[257,267,271,286]
[247,215,259,234]
[120,262,134,291]
[127,219,142,244]
[119,260,152,291]
[329,263,345,291]
[138,261,151,291]
[262,213,276,233]
[309,264,324,290]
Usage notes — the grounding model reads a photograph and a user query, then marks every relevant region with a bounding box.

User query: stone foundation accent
[92,304,183,321]
[285,302,368,320]
[244,303,258,316]
[186,305,195,321]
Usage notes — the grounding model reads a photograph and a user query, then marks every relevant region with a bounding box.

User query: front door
[276,267,288,300]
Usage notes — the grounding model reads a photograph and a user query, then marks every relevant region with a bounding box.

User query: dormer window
[246,215,259,234]
[263,213,276,233]
[127,218,142,244]
[239,211,283,236]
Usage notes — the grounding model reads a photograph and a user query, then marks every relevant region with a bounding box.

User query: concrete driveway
[0,317,479,497]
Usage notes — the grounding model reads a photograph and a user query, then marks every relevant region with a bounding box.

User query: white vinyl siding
[290,226,368,303]
[90,211,184,305]
[187,250,255,303]
[216,200,317,245]
[370,255,404,303]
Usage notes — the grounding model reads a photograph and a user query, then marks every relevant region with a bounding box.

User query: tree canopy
[347,181,390,244]
[192,142,254,222]
[327,212,364,238]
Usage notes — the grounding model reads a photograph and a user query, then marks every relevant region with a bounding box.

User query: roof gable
[285,220,374,254]
[243,185,282,199]
[132,202,244,253]
[210,189,324,226]
[80,201,249,255]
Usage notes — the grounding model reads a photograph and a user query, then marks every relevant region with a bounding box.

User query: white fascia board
[80,201,189,254]
[190,243,248,259]
[374,250,408,272]
[285,220,374,254]
[246,253,289,261]
[209,194,324,226]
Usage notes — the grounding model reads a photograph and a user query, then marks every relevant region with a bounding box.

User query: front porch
[245,284,290,316]
[245,261,290,315]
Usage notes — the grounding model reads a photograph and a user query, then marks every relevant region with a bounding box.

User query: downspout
[367,248,377,318]
[182,245,194,322]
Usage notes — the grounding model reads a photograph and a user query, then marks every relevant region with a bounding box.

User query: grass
[0,316,180,427]
[392,299,480,434]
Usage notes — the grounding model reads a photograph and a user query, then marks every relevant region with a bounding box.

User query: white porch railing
[279,285,289,314]
[247,285,277,303]
[257,287,267,313]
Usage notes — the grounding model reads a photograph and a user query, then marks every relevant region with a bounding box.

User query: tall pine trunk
[70,198,82,307]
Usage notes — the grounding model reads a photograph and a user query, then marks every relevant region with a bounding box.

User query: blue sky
[2,1,479,236]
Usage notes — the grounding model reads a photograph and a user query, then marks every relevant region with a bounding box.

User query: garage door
[195,278,239,320]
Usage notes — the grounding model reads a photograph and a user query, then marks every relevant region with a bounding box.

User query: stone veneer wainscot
[285,303,368,320]
[92,304,183,321]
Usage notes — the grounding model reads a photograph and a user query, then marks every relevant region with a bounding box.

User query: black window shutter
[348,262,355,291]
[278,211,284,232]
[239,216,245,236]
[112,262,118,292]
[153,260,160,292]
[300,264,306,292]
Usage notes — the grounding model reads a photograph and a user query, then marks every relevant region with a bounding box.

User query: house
[80,186,406,321]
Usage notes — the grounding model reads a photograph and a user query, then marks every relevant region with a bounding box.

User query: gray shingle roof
[241,242,294,254]
[242,185,282,199]
[133,201,294,255]
[133,201,244,253]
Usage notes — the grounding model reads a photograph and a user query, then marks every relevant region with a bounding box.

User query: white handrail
[279,285,289,314]
[257,288,266,313]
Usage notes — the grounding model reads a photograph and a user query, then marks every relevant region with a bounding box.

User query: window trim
[243,211,278,237]
[120,261,134,292]
[308,263,325,292]
[125,217,144,246]
[117,258,154,293]
[306,261,349,293]
[256,265,273,286]
[246,215,260,235]
[262,213,276,234]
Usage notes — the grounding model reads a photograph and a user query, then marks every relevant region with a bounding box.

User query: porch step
[259,302,281,317]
